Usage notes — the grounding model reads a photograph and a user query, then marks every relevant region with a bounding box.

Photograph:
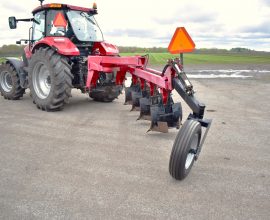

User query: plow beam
[87,56,173,91]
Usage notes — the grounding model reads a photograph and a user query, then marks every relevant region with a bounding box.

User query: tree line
[0,45,25,57]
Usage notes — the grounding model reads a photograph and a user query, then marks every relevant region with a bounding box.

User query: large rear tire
[169,119,202,180]
[0,62,25,100]
[28,48,73,111]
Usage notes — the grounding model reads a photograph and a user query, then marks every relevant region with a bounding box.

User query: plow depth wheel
[169,119,201,180]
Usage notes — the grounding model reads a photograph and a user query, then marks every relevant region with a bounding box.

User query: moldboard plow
[0,1,212,180]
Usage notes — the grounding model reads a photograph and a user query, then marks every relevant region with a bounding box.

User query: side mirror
[9,17,17,29]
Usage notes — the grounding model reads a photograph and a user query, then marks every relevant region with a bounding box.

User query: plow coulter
[0,1,212,180]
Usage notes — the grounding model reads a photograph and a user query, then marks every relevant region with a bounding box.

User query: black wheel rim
[185,133,199,170]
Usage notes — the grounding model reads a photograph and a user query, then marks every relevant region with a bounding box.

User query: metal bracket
[188,116,212,160]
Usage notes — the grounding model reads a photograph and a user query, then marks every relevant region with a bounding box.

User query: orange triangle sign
[53,12,67,27]
[168,27,195,54]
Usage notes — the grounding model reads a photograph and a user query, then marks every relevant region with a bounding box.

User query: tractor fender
[32,37,80,56]
[93,42,119,56]
[4,58,28,88]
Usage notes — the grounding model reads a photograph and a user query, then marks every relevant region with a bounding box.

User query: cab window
[32,11,45,41]
[46,10,69,37]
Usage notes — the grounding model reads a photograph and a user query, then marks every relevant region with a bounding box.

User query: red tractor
[0,0,212,180]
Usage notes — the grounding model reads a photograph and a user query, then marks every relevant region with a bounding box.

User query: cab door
[32,11,46,42]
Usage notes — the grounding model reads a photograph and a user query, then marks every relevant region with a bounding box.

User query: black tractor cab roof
[32,3,97,14]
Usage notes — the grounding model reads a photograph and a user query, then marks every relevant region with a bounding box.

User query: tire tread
[0,62,25,100]
[169,119,201,180]
[29,48,73,111]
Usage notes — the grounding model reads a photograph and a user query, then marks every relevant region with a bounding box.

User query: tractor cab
[9,2,103,56]
[31,3,103,43]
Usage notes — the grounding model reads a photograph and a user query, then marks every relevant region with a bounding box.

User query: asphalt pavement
[0,72,269,219]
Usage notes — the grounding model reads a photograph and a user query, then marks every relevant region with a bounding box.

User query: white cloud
[0,0,269,51]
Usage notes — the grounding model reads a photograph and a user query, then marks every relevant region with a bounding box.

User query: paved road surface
[0,74,269,219]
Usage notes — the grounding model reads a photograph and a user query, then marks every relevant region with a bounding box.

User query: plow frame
[85,54,212,180]
[86,54,212,143]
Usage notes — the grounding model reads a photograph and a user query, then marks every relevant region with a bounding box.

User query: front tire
[169,119,202,180]
[0,62,25,100]
[28,48,73,111]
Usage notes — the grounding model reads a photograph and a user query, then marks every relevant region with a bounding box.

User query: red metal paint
[149,83,155,96]
[115,68,127,85]
[128,67,168,89]
[86,70,95,89]
[132,75,138,85]
[24,45,32,59]
[32,37,80,56]
[140,78,145,90]
[66,4,95,12]
[92,42,119,56]
[145,68,163,76]
[86,55,175,91]
[32,4,95,14]
[160,89,169,105]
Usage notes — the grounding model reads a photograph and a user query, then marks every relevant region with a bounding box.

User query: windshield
[66,10,103,42]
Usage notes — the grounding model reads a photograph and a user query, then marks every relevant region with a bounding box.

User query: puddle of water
[125,69,270,80]
[187,69,270,78]
[257,70,270,73]
[187,74,252,79]
[197,69,270,73]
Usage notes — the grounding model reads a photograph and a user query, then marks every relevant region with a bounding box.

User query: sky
[0,0,270,51]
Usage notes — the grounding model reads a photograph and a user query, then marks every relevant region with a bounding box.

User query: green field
[1,53,269,66]
[120,53,270,65]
